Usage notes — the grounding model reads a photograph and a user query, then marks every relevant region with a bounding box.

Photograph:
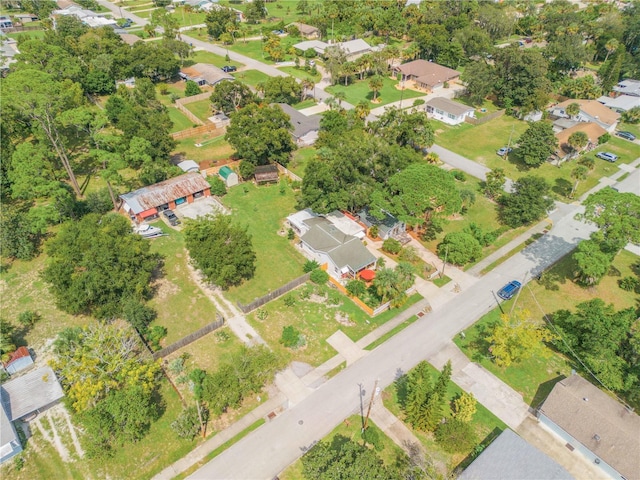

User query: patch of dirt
[334,311,355,326]
[309,293,328,304]
[152,278,180,300]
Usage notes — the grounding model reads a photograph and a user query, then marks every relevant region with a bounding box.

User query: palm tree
[604,38,619,63]
[355,101,370,120]
[570,165,588,198]
[369,75,384,101]
[333,90,347,107]
[567,131,589,154]
[403,43,420,62]
[373,268,398,303]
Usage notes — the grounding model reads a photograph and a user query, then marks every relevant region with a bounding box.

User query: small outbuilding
[2,347,34,375]
[292,22,320,39]
[218,165,239,187]
[254,165,279,184]
[177,160,200,173]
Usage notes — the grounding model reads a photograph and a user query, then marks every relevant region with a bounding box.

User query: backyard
[289,146,316,178]
[185,50,243,69]
[326,76,424,107]
[232,69,271,88]
[454,249,639,406]
[172,134,232,164]
[226,36,301,65]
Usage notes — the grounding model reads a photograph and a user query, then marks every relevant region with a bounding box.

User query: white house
[613,79,640,97]
[549,99,620,133]
[425,97,475,125]
[597,94,640,113]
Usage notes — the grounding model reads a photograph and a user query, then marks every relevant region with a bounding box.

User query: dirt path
[60,406,85,458]
[33,411,71,462]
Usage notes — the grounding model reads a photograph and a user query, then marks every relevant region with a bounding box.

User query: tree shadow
[467,322,495,363]
[529,374,565,410]
[607,265,622,277]
[552,178,572,198]
[394,372,408,410]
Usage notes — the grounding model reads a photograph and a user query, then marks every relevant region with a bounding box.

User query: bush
[346,279,367,297]
[435,419,478,453]
[398,246,419,263]
[598,132,611,145]
[169,93,180,103]
[310,268,329,284]
[146,325,167,350]
[368,225,379,238]
[451,170,466,182]
[171,406,206,439]
[287,228,295,240]
[280,325,305,348]
[361,426,383,451]
[303,48,317,58]
[437,232,482,265]
[382,238,402,255]
[256,308,269,320]
[157,83,169,95]
[283,293,297,307]
[185,80,202,97]
[18,310,40,327]
[413,98,425,106]
[618,276,639,292]
[303,259,320,272]
[207,175,227,196]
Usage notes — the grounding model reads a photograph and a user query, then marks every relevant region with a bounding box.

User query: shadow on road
[521,233,576,277]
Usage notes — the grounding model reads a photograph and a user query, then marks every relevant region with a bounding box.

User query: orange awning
[140,208,158,218]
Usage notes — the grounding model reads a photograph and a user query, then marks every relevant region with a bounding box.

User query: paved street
[188,205,595,479]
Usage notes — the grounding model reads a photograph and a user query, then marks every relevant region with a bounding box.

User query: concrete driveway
[175,197,229,220]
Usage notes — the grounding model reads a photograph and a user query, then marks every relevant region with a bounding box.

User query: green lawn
[7,30,45,40]
[618,122,640,139]
[168,106,197,132]
[279,415,405,480]
[220,183,307,304]
[227,36,301,65]
[185,98,213,122]
[247,285,422,366]
[292,98,316,110]
[326,76,424,107]
[289,146,316,177]
[185,50,243,69]
[454,249,639,405]
[172,135,233,164]
[279,66,322,83]
[232,69,271,88]
[170,6,208,27]
[383,362,506,474]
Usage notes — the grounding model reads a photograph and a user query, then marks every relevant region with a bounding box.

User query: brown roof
[120,173,210,214]
[539,375,640,479]
[555,122,606,156]
[119,33,142,46]
[254,164,279,183]
[556,99,620,127]
[293,22,319,35]
[425,97,474,116]
[397,60,460,87]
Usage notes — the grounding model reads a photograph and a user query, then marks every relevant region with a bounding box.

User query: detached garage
[120,173,211,222]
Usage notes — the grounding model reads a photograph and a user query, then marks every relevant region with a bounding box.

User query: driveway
[175,196,229,220]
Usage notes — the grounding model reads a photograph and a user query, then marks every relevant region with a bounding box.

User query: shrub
[215,329,231,342]
[207,175,227,196]
[168,357,185,375]
[618,276,639,292]
[413,98,425,106]
[185,80,202,97]
[171,406,206,439]
[146,325,167,350]
[361,426,383,451]
[303,48,317,58]
[382,238,402,255]
[310,268,329,284]
[283,293,297,307]
[14,456,24,471]
[18,310,40,327]
[169,93,180,103]
[157,83,169,95]
[303,259,320,272]
[398,246,419,263]
[280,325,305,348]
[437,232,482,265]
[287,228,295,240]
[346,279,367,297]
[435,419,477,453]
[368,225,379,238]
[256,308,269,320]
[299,285,313,300]
[598,132,611,144]
[451,170,466,182]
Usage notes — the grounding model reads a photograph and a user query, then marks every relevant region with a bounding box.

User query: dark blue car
[497,280,522,300]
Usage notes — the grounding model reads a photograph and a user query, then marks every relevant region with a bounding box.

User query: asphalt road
[189,206,595,479]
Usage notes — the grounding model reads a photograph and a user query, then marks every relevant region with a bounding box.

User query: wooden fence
[171,123,221,140]
[237,273,311,313]
[465,109,505,125]
[276,163,302,182]
[152,315,224,360]
[174,91,212,126]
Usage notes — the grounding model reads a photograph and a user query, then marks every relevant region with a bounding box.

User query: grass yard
[146,223,221,344]
[293,98,316,110]
[289,146,317,177]
[7,30,45,41]
[279,415,405,480]
[232,69,272,88]
[184,98,213,122]
[172,135,233,164]
[168,107,197,132]
[326,76,424,107]
[279,66,322,83]
[227,36,301,64]
[618,122,640,139]
[247,282,422,366]
[170,6,208,27]
[185,50,243,69]
[220,183,307,304]
[383,362,506,474]
[454,249,639,406]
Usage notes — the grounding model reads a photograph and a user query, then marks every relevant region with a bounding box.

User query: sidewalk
[578,156,640,202]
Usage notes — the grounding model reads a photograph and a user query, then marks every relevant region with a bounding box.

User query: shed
[254,165,279,184]
[218,165,238,187]
[177,160,200,173]
[1,366,64,421]
[3,347,34,375]
[292,22,320,39]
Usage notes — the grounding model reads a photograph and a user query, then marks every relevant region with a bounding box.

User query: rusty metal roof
[120,173,210,214]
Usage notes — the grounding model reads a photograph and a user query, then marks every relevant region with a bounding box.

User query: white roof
[325,211,365,238]
[177,160,200,172]
[597,94,640,112]
[287,208,317,234]
[293,40,328,53]
[333,38,371,56]
[614,79,640,97]
[0,366,64,421]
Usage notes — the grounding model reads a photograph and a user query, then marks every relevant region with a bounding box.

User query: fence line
[152,315,224,360]
[176,91,212,104]
[171,123,221,140]
[276,163,302,182]
[327,276,375,316]
[237,273,311,313]
[465,109,505,125]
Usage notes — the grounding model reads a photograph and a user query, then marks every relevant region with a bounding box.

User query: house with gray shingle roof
[274,103,321,146]
[425,97,475,125]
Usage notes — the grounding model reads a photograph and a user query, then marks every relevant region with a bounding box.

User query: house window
[447,113,456,119]
[435,109,444,115]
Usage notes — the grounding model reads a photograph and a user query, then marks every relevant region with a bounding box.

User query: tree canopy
[210,80,257,114]
[499,176,554,227]
[582,187,640,250]
[517,121,558,167]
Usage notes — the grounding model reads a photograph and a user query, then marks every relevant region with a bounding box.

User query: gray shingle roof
[274,103,321,139]
[425,97,474,117]
[0,366,64,421]
[459,429,573,480]
[539,374,640,480]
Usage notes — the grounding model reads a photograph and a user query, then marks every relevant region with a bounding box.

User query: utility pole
[195,399,206,438]
[362,379,379,432]
[504,124,515,157]
[509,272,528,317]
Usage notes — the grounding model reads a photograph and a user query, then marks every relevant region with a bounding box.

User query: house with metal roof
[357,207,407,242]
[425,97,475,125]
[254,165,279,184]
[287,209,365,239]
[459,429,573,480]
[120,173,211,222]
[613,79,640,97]
[597,94,640,113]
[218,165,238,187]
[0,404,21,464]
[1,366,64,422]
[177,160,200,173]
[274,103,321,146]
[537,374,640,480]
[291,22,320,39]
[297,217,376,281]
[2,347,34,375]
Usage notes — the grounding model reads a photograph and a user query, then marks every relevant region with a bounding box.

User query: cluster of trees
[51,322,162,457]
[184,215,257,290]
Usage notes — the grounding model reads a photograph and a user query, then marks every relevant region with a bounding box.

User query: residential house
[553,122,606,162]
[52,5,117,28]
[218,165,238,187]
[254,165,279,184]
[202,3,244,21]
[549,99,620,133]
[294,216,376,281]
[293,40,328,56]
[597,94,640,113]
[357,207,407,242]
[177,160,200,173]
[292,38,375,61]
[0,38,19,74]
[2,347,34,376]
[179,63,233,87]
[537,374,640,480]
[274,103,321,146]
[292,22,320,40]
[15,14,39,23]
[425,97,474,125]
[458,429,572,480]
[613,79,640,97]
[394,59,460,92]
[287,208,365,239]
[184,0,212,9]
[0,404,21,464]
[120,172,211,222]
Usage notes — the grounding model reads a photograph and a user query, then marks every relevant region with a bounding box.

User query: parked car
[496,147,512,156]
[497,280,522,300]
[596,152,619,162]
[222,65,237,73]
[121,18,133,27]
[162,209,180,226]
[615,131,636,141]
[272,29,285,35]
